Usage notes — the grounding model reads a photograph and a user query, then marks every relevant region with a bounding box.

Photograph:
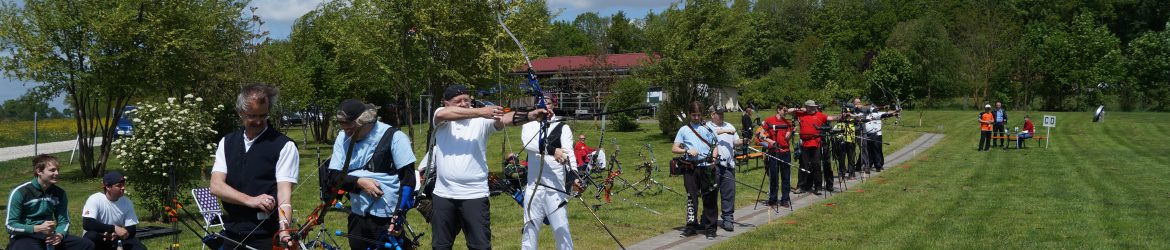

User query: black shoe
[779,200,791,208]
[826,187,836,193]
[704,228,717,238]
[876,168,883,172]
[680,227,698,237]
[720,221,734,232]
[812,189,822,195]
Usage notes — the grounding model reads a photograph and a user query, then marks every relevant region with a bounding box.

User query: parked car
[281,112,304,126]
[115,106,137,138]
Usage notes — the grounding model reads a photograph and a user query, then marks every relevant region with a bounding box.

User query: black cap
[336,99,366,123]
[443,85,469,101]
[103,171,125,186]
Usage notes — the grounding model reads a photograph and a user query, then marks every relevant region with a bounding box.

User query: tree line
[2,0,1167,176]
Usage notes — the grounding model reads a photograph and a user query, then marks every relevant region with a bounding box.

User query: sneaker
[680,228,698,237]
[812,189,822,195]
[720,221,734,232]
[704,228,717,238]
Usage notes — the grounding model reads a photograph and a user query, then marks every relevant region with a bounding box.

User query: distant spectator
[978,104,993,151]
[1017,116,1034,148]
[993,102,1009,147]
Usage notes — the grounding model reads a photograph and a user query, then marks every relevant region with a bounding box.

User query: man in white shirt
[706,109,740,232]
[856,100,898,173]
[81,172,145,250]
[519,97,576,250]
[429,85,543,250]
[209,84,299,249]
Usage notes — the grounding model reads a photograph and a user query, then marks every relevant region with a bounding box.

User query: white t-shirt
[431,107,499,200]
[521,118,576,196]
[81,193,138,234]
[211,127,299,183]
[863,112,887,135]
[706,121,738,168]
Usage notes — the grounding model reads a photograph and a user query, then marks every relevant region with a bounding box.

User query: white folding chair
[191,187,224,250]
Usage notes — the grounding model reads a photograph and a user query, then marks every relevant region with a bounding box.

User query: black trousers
[682,166,718,230]
[347,213,396,250]
[866,134,885,171]
[979,130,992,151]
[820,146,834,190]
[765,151,792,203]
[82,232,146,250]
[799,146,823,191]
[993,122,1006,146]
[7,234,95,250]
[836,142,856,177]
[221,229,274,250]
[431,196,492,250]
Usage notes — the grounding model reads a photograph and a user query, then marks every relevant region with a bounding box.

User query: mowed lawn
[0,112,921,249]
[712,111,1170,249]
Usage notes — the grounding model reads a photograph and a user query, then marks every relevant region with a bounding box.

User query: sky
[1,0,676,109]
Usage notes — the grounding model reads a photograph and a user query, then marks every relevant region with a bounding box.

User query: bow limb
[497,9,548,228]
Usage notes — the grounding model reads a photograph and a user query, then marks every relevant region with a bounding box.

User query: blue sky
[1,0,675,108]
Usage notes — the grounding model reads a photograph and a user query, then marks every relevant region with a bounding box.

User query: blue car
[115,106,137,138]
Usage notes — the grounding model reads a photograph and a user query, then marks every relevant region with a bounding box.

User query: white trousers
[521,187,573,250]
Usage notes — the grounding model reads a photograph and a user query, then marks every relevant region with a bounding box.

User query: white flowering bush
[113,94,223,218]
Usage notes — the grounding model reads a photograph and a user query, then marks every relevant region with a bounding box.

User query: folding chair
[191,187,224,250]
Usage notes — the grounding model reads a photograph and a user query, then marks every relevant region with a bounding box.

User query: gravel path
[626,133,945,250]
[0,137,103,162]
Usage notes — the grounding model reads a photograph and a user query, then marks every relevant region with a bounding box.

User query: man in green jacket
[6,154,94,250]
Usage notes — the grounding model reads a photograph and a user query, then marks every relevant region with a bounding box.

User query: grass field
[0,119,78,148]
[711,111,1170,249]
[0,113,918,249]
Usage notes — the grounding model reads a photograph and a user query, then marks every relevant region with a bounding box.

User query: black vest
[222,126,291,235]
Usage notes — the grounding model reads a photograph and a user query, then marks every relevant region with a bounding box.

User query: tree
[1124,22,1170,111]
[0,0,252,177]
[1026,12,1125,111]
[886,14,962,108]
[643,0,748,136]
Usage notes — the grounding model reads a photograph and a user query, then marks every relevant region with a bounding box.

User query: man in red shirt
[1017,115,1034,148]
[789,100,846,195]
[759,103,793,207]
[574,134,593,168]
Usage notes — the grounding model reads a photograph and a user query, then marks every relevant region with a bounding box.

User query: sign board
[1042,115,1056,128]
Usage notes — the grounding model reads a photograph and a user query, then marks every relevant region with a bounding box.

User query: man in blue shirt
[671,101,720,238]
[993,102,1009,148]
[323,99,417,250]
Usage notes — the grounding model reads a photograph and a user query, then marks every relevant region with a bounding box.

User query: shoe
[779,200,791,208]
[792,189,805,194]
[720,221,734,232]
[876,168,883,172]
[825,188,836,193]
[812,189,822,195]
[680,227,698,237]
[704,228,717,238]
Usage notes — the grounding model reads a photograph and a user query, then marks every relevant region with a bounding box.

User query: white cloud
[248,0,326,22]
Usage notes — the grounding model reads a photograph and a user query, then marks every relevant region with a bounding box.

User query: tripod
[616,143,684,197]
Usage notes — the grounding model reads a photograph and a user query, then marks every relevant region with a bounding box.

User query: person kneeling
[81,172,146,250]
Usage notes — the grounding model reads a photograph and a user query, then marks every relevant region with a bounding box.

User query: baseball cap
[103,171,125,186]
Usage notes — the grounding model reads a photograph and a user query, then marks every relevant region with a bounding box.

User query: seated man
[6,154,94,250]
[82,171,146,250]
[1017,116,1034,148]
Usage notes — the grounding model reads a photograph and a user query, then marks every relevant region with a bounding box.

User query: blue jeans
[1017,133,1033,148]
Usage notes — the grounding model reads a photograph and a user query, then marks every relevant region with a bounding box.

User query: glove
[397,186,415,211]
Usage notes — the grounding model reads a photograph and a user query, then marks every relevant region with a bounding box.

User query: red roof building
[506,53,657,116]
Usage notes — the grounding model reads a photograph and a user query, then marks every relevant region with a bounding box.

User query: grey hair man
[210,83,299,249]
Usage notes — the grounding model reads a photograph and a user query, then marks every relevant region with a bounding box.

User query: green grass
[711,111,1170,249]
[0,119,78,148]
[0,115,918,249]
